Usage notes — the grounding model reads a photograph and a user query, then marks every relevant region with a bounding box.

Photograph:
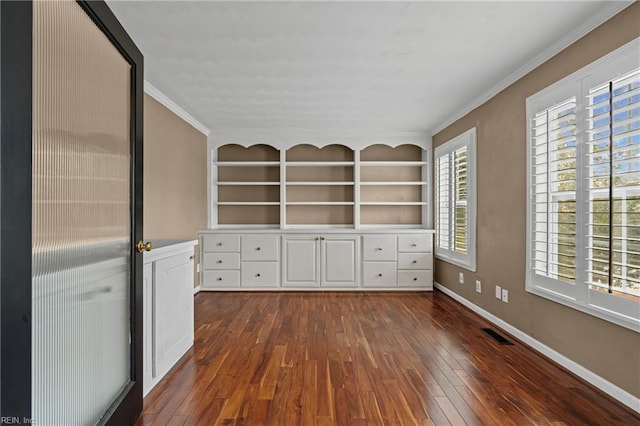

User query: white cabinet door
[362,235,397,261]
[242,235,279,261]
[142,263,154,397]
[241,262,279,287]
[154,253,194,380]
[321,236,358,287]
[282,236,320,287]
[362,262,397,287]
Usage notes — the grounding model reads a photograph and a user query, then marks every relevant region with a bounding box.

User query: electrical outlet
[502,289,509,303]
[495,285,502,299]
[475,280,482,293]
[459,272,464,284]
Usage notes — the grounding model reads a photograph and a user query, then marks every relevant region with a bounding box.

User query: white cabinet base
[200,230,433,291]
[143,239,196,397]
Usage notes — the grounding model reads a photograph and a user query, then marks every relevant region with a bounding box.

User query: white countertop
[200,228,435,234]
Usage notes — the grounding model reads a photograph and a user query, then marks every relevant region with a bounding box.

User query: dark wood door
[1,1,144,424]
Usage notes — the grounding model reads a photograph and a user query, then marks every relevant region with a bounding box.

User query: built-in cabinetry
[200,230,433,291]
[207,141,433,291]
[282,235,360,287]
[212,143,428,228]
[143,239,196,397]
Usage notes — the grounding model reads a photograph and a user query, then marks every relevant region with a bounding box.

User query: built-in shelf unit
[211,142,430,229]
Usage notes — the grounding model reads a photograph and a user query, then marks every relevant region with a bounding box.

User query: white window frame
[526,37,640,332]
[434,127,477,271]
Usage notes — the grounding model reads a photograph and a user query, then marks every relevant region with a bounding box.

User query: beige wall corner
[143,94,208,286]
[432,3,640,400]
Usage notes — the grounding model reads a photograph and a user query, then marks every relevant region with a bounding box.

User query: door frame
[0,1,144,423]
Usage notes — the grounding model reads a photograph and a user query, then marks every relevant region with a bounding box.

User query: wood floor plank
[137,291,640,426]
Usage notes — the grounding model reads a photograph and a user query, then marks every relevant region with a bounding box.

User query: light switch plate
[459,272,464,284]
[475,280,482,293]
[502,289,509,303]
[495,285,502,299]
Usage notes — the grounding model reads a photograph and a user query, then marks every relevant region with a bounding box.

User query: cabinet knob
[378,273,383,277]
[412,260,417,264]
[190,256,194,260]
[413,277,418,281]
[376,247,383,251]
[217,260,223,264]
[411,243,417,247]
[315,237,319,241]
[217,242,223,246]
[321,237,325,241]
[256,273,261,277]
[256,247,261,251]
[217,277,222,281]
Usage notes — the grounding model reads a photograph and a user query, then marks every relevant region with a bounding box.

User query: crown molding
[431,1,634,136]
[144,81,210,136]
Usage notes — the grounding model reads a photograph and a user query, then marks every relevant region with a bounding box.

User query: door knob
[136,241,152,253]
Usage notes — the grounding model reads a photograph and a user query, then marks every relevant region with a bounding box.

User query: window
[526,37,640,331]
[435,127,477,271]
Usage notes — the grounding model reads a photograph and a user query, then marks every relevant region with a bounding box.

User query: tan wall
[144,94,208,285]
[433,4,640,399]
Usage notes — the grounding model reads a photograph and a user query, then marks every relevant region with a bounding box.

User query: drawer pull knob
[217,242,223,246]
[378,273,383,277]
[217,277,222,281]
[321,237,325,241]
[256,247,261,251]
[413,277,418,281]
[412,260,417,264]
[376,247,383,251]
[190,256,194,260]
[217,260,223,264]
[411,243,417,247]
[256,273,261,277]
[315,237,319,241]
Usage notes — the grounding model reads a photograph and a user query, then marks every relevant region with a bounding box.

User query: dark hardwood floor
[137,291,640,425]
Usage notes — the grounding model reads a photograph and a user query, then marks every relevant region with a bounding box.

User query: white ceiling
[108,1,625,144]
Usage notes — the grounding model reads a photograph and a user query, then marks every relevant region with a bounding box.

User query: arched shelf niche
[215,144,281,226]
[212,142,428,228]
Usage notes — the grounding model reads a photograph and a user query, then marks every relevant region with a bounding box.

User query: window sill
[434,252,476,272]
[526,284,640,333]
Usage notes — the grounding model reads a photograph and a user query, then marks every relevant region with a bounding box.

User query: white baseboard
[193,285,201,295]
[434,282,640,414]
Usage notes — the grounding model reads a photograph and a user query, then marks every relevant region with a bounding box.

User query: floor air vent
[481,328,513,345]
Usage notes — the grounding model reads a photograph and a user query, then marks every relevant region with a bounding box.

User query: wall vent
[481,328,513,345]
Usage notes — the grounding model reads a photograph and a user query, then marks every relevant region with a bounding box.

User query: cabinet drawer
[398,253,432,270]
[202,253,240,270]
[362,235,397,261]
[242,236,279,261]
[202,270,240,288]
[241,262,279,287]
[398,234,433,253]
[398,270,433,288]
[202,234,240,252]
[362,262,397,287]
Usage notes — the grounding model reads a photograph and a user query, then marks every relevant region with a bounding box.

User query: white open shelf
[218,181,280,186]
[286,201,355,206]
[286,181,354,186]
[217,201,280,206]
[213,143,431,228]
[360,181,426,186]
[286,161,355,167]
[360,161,427,166]
[360,201,427,206]
[215,161,280,167]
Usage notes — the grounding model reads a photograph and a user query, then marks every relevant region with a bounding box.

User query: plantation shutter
[587,70,640,297]
[436,153,451,250]
[531,98,578,284]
